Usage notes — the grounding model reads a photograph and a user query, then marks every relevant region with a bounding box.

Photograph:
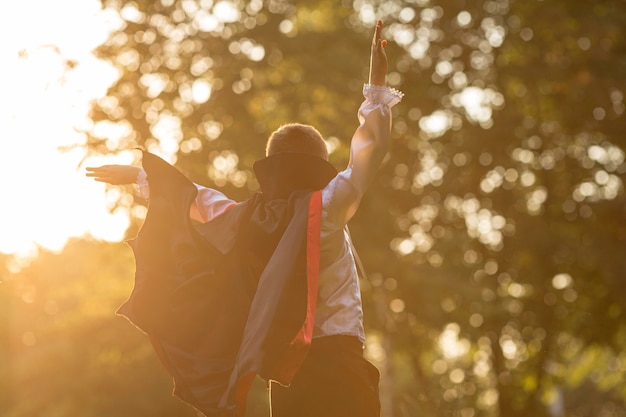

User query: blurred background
[1,0,625,416]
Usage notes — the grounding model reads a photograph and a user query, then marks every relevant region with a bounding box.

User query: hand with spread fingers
[369,20,388,86]
[85,164,141,185]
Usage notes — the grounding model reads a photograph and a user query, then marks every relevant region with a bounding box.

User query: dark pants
[270,335,381,417]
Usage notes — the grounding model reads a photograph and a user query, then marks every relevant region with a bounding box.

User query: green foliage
[2,240,201,416]
[16,0,626,416]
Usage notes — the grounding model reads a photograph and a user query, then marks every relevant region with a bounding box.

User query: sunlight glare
[214,1,241,23]
[439,323,470,359]
[0,0,129,257]
[419,110,452,138]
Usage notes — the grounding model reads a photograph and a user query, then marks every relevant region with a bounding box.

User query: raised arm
[322,21,403,228]
[347,20,403,195]
[369,20,388,87]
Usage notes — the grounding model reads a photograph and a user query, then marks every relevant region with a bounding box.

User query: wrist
[136,167,147,184]
[368,72,386,86]
[363,84,404,108]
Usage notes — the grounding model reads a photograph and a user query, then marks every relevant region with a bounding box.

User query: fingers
[86,164,141,185]
[85,166,99,175]
[85,165,122,184]
[85,166,110,178]
[369,20,388,86]
[85,166,102,178]
[371,20,387,56]
[372,20,384,45]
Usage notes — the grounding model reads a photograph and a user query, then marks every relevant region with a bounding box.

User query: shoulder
[321,169,363,229]
[323,169,361,204]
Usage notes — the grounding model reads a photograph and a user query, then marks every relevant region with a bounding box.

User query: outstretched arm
[86,164,150,199]
[86,164,235,223]
[85,165,140,185]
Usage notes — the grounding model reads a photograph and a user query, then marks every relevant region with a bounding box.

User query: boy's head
[265,123,329,161]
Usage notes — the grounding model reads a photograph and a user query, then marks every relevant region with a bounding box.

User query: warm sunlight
[1,0,130,260]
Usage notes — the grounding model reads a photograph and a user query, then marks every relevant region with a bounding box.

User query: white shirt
[137,85,403,344]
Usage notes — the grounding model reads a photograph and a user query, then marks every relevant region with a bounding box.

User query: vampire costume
[117,150,338,416]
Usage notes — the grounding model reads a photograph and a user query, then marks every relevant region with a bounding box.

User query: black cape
[117,151,337,416]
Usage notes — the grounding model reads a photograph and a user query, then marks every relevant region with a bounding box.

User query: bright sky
[0,0,130,261]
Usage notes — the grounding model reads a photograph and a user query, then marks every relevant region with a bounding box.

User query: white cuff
[136,169,150,199]
[363,84,404,108]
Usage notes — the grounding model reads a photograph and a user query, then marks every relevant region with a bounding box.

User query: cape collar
[253,152,338,200]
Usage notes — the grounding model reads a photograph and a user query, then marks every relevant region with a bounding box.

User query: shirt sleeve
[322,85,403,229]
[190,184,237,223]
[135,168,236,223]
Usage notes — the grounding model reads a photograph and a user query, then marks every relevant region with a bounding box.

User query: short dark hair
[265,123,329,160]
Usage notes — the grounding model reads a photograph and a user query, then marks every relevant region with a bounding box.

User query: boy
[87,20,402,417]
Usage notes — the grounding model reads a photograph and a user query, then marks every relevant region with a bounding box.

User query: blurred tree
[86,0,368,202]
[0,254,14,415]
[74,0,626,416]
[4,240,202,417]
[361,0,626,416]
